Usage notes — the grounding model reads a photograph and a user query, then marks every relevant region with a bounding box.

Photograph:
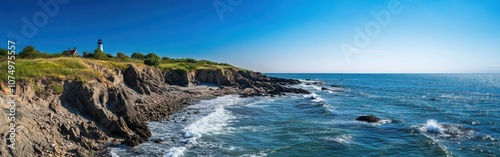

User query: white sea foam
[299,81,323,91]
[326,134,353,144]
[178,95,241,146]
[304,93,325,102]
[419,119,473,138]
[422,119,444,134]
[181,107,235,144]
[164,147,186,157]
[311,97,324,102]
[304,93,318,98]
[241,153,268,157]
[374,119,393,125]
[109,149,121,157]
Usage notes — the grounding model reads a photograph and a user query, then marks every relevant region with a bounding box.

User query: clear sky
[1,0,499,73]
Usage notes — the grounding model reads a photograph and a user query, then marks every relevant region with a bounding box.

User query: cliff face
[165,68,308,95]
[0,64,308,156]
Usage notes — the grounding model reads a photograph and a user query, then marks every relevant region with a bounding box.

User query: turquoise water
[111,74,500,157]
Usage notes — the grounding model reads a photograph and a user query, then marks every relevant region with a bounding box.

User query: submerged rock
[356,115,380,123]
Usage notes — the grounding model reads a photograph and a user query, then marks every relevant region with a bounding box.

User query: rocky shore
[0,63,308,156]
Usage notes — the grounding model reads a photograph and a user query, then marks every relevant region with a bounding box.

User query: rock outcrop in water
[0,63,308,156]
[356,115,380,123]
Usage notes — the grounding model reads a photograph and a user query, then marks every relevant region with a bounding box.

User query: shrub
[19,46,42,59]
[39,52,51,58]
[83,52,92,58]
[146,53,160,59]
[144,57,160,66]
[117,52,128,59]
[131,52,145,60]
[93,49,107,60]
[185,58,197,63]
[0,48,9,56]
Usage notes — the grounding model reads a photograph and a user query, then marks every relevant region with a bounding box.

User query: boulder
[356,115,380,123]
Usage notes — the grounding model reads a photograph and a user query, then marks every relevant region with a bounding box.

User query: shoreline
[0,63,309,156]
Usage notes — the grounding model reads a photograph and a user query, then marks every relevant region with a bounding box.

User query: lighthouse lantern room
[97,39,103,52]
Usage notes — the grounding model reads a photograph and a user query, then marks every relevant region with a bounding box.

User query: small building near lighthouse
[67,47,79,56]
[97,39,103,52]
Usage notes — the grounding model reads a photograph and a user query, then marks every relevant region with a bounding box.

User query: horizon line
[263,72,500,74]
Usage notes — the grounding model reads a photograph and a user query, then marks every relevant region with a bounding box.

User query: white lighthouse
[97,39,103,52]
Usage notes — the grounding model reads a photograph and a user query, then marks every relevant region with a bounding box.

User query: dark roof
[98,39,102,44]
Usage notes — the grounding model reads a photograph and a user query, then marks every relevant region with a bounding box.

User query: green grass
[0,57,102,82]
[18,58,99,80]
[159,60,236,72]
[0,57,244,83]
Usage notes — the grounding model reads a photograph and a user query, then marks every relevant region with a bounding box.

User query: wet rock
[123,135,143,147]
[153,139,163,144]
[111,138,121,145]
[356,115,380,123]
[312,82,324,85]
[321,87,329,90]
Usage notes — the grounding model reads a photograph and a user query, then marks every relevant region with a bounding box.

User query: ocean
[110,74,500,157]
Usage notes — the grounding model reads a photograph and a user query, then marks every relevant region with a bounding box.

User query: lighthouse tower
[97,39,103,52]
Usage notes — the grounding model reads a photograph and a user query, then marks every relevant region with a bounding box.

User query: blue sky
[1,0,499,73]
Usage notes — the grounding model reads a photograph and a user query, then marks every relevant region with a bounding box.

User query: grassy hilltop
[0,46,243,83]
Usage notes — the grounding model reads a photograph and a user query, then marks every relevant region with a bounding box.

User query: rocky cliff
[0,63,308,156]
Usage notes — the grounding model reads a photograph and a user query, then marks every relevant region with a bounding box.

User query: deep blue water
[111,74,500,157]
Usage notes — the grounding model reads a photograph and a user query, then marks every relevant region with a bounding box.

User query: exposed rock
[153,139,163,143]
[321,87,329,90]
[124,65,165,94]
[312,82,324,85]
[0,62,310,156]
[165,70,196,87]
[356,115,380,123]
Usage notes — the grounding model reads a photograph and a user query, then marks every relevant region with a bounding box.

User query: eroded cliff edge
[0,63,308,156]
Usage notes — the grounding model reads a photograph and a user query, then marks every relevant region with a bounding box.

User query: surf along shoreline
[0,59,309,156]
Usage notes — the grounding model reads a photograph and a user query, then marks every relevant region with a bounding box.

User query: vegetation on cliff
[0,46,241,83]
